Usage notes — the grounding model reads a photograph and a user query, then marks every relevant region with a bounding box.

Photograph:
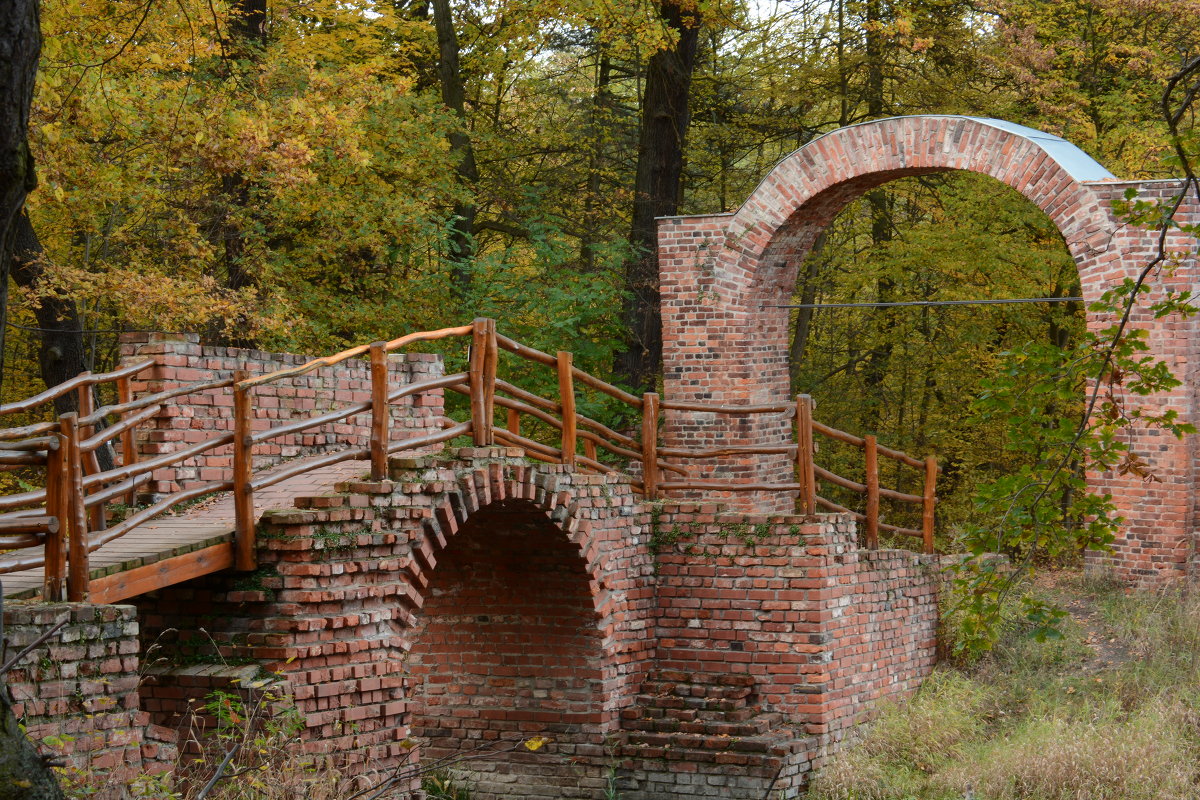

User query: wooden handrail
[796,395,816,515]
[494,332,556,366]
[237,324,473,389]
[117,375,137,506]
[0,421,58,441]
[0,486,48,511]
[923,456,938,554]
[80,377,235,427]
[494,379,638,447]
[370,342,389,481]
[641,392,659,500]
[89,480,235,551]
[470,318,493,447]
[0,316,940,598]
[81,433,235,489]
[661,400,794,414]
[79,403,160,454]
[63,413,89,601]
[864,435,880,549]
[571,366,641,408]
[0,358,153,417]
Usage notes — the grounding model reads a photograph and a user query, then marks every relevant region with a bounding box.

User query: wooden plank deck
[2,457,370,602]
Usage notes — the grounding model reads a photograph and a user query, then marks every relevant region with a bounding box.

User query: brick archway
[398,462,655,798]
[659,115,1200,582]
[406,501,607,799]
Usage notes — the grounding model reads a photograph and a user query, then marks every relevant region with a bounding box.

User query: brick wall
[3,603,177,798]
[118,333,445,497]
[1079,182,1200,583]
[658,115,1200,583]
[407,507,609,799]
[613,504,937,798]
[132,449,658,797]
[9,455,942,798]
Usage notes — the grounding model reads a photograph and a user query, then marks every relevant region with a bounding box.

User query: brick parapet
[644,504,939,794]
[117,334,445,497]
[3,603,178,797]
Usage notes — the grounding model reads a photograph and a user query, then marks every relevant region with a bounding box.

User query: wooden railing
[0,318,938,601]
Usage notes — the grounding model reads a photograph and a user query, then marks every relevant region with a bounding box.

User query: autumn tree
[616,0,701,393]
[0,0,69,794]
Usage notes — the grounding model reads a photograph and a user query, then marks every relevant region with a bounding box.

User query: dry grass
[938,704,1198,800]
[805,572,1200,800]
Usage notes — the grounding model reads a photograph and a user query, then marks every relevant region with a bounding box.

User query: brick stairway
[616,670,814,797]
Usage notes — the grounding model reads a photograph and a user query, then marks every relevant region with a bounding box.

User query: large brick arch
[399,462,655,798]
[659,115,1200,583]
[405,501,607,798]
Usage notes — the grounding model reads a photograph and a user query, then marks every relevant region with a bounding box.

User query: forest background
[2,0,1200,545]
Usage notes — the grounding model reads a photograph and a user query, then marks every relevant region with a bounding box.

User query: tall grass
[806,573,1200,800]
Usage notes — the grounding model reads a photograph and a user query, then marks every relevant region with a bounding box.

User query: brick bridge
[1,116,1197,798]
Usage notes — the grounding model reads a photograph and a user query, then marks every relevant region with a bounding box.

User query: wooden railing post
[641,392,659,500]
[795,394,816,515]
[62,413,90,601]
[116,375,138,505]
[76,378,105,532]
[557,351,576,465]
[923,456,938,554]
[583,438,597,463]
[864,434,880,549]
[43,433,69,601]
[469,318,493,446]
[483,318,497,444]
[233,370,257,571]
[507,407,521,436]
[369,342,389,481]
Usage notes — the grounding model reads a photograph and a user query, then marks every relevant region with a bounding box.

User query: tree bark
[581,50,612,272]
[0,3,65,796]
[0,0,41,396]
[615,0,700,393]
[209,0,268,347]
[9,212,88,416]
[431,0,478,298]
[789,232,827,391]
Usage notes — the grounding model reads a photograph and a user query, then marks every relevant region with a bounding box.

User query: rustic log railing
[0,318,938,602]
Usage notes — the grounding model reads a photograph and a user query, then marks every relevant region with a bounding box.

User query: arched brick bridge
[2,115,1197,799]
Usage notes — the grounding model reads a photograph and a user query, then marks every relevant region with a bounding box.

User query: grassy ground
[805,570,1200,800]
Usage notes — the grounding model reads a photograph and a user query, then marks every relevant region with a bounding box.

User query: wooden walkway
[2,456,368,603]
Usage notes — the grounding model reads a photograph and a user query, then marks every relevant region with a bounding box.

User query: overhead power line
[769,297,1084,310]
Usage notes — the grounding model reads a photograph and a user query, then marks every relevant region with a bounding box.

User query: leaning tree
[0,1,67,797]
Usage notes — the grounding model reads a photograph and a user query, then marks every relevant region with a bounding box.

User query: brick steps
[618,671,807,777]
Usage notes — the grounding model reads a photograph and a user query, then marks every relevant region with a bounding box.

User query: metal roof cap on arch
[736,115,1118,213]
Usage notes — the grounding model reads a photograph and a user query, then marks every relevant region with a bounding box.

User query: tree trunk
[0,0,41,396]
[0,687,65,800]
[9,212,87,415]
[431,0,478,299]
[0,3,66,795]
[615,0,700,393]
[230,0,267,45]
[209,0,268,347]
[581,50,612,272]
[9,214,114,467]
[789,233,827,391]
